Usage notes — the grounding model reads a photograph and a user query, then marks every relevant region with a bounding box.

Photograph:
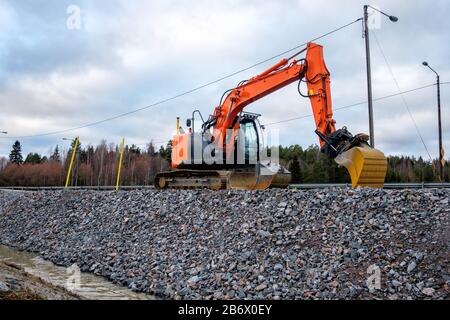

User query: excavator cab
[234,112,262,165]
[228,113,291,190]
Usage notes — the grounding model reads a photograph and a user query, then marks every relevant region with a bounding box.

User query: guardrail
[289,183,450,189]
[0,186,155,191]
[1,183,450,191]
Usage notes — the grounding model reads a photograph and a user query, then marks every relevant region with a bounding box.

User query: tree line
[0,139,171,187]
[0,140,448,187]
[281,144,449,183]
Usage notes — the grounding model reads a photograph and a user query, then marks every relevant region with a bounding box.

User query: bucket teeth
[334,145,387,188]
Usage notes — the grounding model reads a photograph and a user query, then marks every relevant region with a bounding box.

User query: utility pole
[423,61,444,180]
[363,5,398,147]
[363,5,374,147]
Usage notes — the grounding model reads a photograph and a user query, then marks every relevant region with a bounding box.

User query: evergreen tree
[87,145,95,160]
[147,141,156,157]
[50,145,61,162]
[66,138,81,165]
[71,138,81,153]
[312,161,328,182]
[288,156,302,183]
[158,145,166,158]
[24,153,42,164]
[422,165,435,182]
[167,140,173,163]
[159,140,172,163]
[79,149,88,163]
[129,144,141,155]
[9,140,23,165]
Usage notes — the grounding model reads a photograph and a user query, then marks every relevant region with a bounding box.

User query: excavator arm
[204,42,387,187]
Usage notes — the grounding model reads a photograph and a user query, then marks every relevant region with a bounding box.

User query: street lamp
[422,61,444,181]
[62,137,79,146]
[363,5,398,147]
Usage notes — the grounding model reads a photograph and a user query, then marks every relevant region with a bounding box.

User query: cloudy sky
[0,0,449,160]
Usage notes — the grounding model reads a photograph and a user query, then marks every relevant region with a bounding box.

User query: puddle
[0,245,154,300]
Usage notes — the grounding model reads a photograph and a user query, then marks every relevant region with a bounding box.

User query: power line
[262,82,449,126]
[0,18,363,140]
[2,81,447,148]
[371,30,433,161]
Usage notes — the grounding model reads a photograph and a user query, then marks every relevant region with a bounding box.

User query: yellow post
[116,138,125,192]
[65,136,79,188]
[176,117,180,135]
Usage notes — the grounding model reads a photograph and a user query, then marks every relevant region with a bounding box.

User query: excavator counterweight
[155,42,387,190]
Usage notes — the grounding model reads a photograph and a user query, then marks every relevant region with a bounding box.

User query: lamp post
[363,5,398,147]
[422,61,444,181]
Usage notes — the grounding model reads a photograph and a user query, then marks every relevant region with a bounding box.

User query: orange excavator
[155,42,387,190]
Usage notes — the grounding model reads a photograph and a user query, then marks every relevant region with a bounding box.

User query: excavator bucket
[334,144,387,188]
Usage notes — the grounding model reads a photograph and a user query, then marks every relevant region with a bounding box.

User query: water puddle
[0,245,154,300]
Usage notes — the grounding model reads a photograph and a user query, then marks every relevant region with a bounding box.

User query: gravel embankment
[0,188,448,300]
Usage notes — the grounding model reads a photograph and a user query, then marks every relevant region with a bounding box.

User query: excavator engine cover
[334,144,387,188]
